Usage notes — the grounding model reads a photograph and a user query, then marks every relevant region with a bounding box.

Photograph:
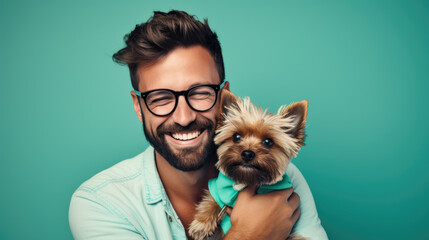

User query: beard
[143,116,217,172]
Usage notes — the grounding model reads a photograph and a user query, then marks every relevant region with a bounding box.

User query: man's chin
[164,142,212,171]
[147,137,214,172]
[171,154,206,172]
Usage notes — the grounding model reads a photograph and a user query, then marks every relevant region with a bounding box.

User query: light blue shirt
[69,146,328,239]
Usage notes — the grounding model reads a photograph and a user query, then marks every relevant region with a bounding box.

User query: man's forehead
[136,46,220,92]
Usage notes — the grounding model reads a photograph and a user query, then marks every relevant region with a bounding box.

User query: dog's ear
[279,100,308,146]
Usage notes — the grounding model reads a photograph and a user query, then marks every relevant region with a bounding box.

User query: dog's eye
[262,138,273,147]
[232,133,241,143]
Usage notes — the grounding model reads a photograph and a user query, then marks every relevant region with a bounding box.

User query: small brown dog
[189,90,308,240]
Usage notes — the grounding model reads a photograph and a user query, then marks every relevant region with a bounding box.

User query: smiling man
[69,10,328,240]
[132,46,220,173]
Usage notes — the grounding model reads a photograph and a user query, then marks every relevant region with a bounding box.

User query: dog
[189,89,308,240]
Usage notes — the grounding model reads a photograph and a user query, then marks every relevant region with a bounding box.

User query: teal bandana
[208,172,293,234]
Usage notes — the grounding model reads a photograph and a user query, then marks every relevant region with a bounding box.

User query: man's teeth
[171,131,201,141]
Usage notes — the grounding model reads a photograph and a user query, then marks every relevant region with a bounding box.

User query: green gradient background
[1,0,428,239]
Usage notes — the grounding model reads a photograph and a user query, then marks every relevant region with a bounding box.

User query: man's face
[131,45,223,171]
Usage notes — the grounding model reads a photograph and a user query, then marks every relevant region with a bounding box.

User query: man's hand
[224,186,301,240]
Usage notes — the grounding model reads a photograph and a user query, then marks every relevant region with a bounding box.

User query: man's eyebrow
[190,79,223,88]
[188,81,212,89]
[142,81,217,93]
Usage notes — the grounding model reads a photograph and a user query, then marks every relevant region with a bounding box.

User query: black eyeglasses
[135,84,220,116]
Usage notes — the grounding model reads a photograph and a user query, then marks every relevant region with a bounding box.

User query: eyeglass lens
[145,85,217,116]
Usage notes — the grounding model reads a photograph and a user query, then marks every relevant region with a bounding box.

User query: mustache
[157,118,215,136]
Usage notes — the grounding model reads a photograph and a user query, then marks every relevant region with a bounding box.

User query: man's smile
[170,130,203,141]
[166,129,207,147]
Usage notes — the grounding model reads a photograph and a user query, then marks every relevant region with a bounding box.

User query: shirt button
[168,216,173,222]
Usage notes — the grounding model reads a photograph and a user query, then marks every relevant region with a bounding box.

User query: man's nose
[171,96,197,127]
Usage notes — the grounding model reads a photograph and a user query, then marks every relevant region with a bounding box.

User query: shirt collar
[141,146,164,204]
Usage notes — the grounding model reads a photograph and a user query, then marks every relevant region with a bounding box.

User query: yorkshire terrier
[189,90,308,240]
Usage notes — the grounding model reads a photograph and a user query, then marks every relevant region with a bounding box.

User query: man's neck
[155,151,218,233]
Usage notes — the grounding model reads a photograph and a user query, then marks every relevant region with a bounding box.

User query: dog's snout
[241,150,255,162]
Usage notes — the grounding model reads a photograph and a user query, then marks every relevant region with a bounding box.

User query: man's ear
[279,100,308,146]
[131,91,143,122]
[222,81,230,91]
[219,87,238,115]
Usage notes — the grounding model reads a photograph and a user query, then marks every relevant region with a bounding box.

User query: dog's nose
[241,150,255,162]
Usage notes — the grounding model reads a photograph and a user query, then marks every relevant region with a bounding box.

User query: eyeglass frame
[134,84,221,117]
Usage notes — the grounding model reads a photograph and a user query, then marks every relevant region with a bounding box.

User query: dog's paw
[189,219,218,240]
[189,191,222,240]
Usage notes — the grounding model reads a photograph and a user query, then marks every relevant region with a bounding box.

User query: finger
[226,207,233,216]
[246,185,258,194]
[261,186,294,201]
[288,192,301,209]
[291,206,301,224]
[284,187,294,198]
[239,185,258,198]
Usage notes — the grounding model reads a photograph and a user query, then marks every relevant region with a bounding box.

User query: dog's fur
[189,90,308,240]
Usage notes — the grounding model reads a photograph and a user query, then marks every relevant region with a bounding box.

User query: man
[69,10,328,240]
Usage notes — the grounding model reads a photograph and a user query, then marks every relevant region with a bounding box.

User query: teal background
[1,0,428,239]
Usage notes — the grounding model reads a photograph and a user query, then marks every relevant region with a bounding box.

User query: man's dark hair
[113,10,225,90]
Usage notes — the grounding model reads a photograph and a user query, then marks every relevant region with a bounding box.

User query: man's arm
[69,190,145,240]
[287,163,328,239]
[224,163,328,240]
